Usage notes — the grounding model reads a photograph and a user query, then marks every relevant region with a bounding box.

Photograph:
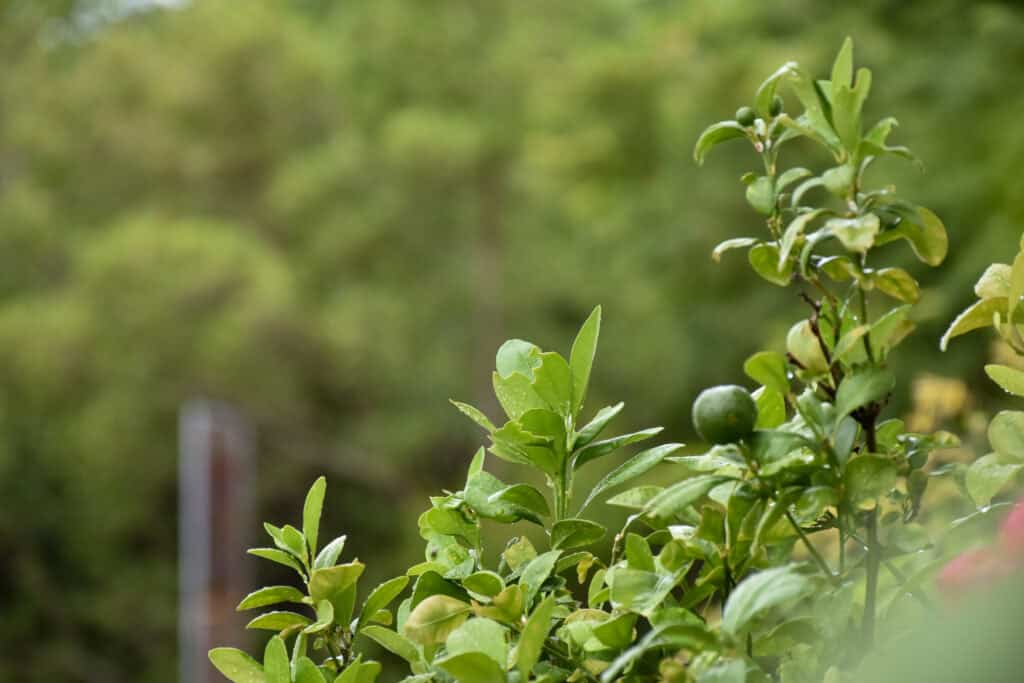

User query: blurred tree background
[1,0,1022,680]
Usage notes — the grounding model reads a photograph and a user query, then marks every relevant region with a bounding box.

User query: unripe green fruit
[770,95,784,117]
[786,320,829,374]
[735,106,756,127]
[692,385,758,445]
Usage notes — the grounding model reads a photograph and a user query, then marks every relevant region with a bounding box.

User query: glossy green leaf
[712,237,758,262]
[303,599,334,634]
[940,297,1008,351]
[749,242,793,287]
[516,596,556,679]
[756,61,797,117]
[248,548,306,577]
[822,164,854,197]
[872,267,920,303]
[882,205,948,266]
[262,636,290,683]
[303,476,326,558]
[435,652,504,683]
[569,306,601,417]
[314,535,347,570]
[334,657,381,683]
[358,575,409,632]
[779,209,827,266]
[237,585,306,611]
[606,485,663,510]
[245,610,312,632]
[1009,248,1024,320]
[834,367,894,420]
[966,453,1023,507]
[575,402,624,449]
[451,401,496,432]
[572,427,663,470]
[975,264,1012,300]
[986,364,1024,398]
[644,475,733,519]
[402,595,472,646]
[532,351,573,418]
[294,656,327,683]
[844,455,898,509]
[827,213,879,254]
[578,442,685,513]
[445,617,507,670]
[209,648,266,683]
[551,518,605,550]
[463,571,505,598]
[519,550,561,607]
[721,566,813,638]
[989,411,1024,461]
[309,561,365,626]
[753,387,786,429]
[744,351,789,396]
[746,175,775,216]
[694,121,747,165]
[489,483,550,519]
[360,625,423,666]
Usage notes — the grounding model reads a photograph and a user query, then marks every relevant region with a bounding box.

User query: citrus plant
[209,39,1003,683]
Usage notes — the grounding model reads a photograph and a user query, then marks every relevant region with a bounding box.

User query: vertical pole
[179,399,254,683]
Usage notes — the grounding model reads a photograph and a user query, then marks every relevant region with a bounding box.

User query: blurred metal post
[179,399,255,683]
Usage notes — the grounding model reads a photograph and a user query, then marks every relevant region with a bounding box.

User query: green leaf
[606,485,664,510]
[744,351,789,396]
[248,548,306,577]
[496,339,541,378]
[402,595,472,646]
[700,659,747,683]
[827,214,879,254]
[263,637,290,683]
[822,164,854,197]
[966,453,1023,507]
[749,242,793,287]
[575,402,624,449]
[246,611,312,632]
[721,566,813,638]
[844,455,898,509]
[463,571,505,598]
[532,351,573,418]
[360,625,423,666]
[779,209,827,267]
[474,585,525,624]
[519,550,561,608]
[466,471,543,525]
[753,387,786,429]
[756,61,797,117]
[872,268,920,303]
[502,537,537,571]
[314,535,347,570]
[573,427,663,470]
[989,411,1024,461]
[237,586,307,611]
[834,367,894,420]
[490,483,550,519]
[570,306,601,417]
[492,371,546,421]
[940,297,1008,351]
[831,37,854,90]
[975,264,1013,299]
[694,121,747,165]
[883,205,948,266]
[986,365,1024,398]
[578,442,685,513]
[294,657,327,683]
[712,237,758,263]
[358,575,410,632]
[644,475,733,519]
[309,561,365,626]
[776,167,812,191]
[445,617,507,670]
[1010,248,1024,320]
[435,652,504,683]
[303,476,327,558]
[516,596,556,679]
[451,401,496,432]
[593,613,637,649]
[304,599,335,635]
[746,175,775,216]
[334,657,381,683]
[209,648,266,683]
[550,519,606,550]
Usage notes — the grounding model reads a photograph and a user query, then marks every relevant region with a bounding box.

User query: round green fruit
[692,385,758,445]
[770,95,784,117]
[735,106,756,127]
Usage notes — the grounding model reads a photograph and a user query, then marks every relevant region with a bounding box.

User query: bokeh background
[2,1,1023,681]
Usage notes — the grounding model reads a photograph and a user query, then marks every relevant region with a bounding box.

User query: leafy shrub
[209,39,1019,683]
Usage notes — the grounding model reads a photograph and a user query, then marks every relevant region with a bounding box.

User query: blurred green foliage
[1,1,1023,680]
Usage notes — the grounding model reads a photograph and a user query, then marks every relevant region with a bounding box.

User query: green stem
[857,264,875,363]
[863,506,880,649]
[785,510,837,584]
